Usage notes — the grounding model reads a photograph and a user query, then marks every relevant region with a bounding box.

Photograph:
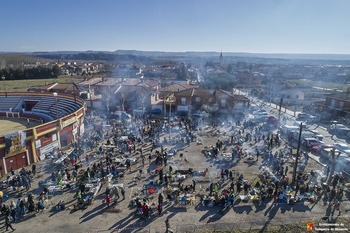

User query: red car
[312,144,335,153]
[303,138,323,148]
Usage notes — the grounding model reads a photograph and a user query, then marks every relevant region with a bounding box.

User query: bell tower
[219,52,223,66]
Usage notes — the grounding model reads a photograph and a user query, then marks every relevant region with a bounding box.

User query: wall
[0,92,86,175]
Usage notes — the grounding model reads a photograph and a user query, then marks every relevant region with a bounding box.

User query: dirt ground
[0,118,349,233]
[0,118,41,136]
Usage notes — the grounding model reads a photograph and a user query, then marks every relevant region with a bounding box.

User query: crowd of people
[0,110,348,231]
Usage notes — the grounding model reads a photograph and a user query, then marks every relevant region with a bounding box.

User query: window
[209,97,212,102]
[196,97,200,102]
[181,97,186,105]
[331,99,335,107]
[221,99,226,107]
[295,95,299,99]
[339,101,344,110]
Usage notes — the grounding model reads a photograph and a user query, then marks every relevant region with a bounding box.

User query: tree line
[0,65,62,80]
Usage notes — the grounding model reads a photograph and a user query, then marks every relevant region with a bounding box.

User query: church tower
[219,52,223,66]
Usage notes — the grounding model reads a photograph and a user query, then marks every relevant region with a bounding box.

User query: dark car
[149,109,162,114]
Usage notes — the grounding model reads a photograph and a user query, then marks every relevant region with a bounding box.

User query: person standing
[86,154,90,164]
[32,164,36,175]
[165,218,173,233]
[158,193,163,205]
[106,194,111,208]
[284,166,288,176]
[121,187,125,200]
[5,215,15,231]
[10,208,17,223]
[214,183,218,194]
[157,202,162,216]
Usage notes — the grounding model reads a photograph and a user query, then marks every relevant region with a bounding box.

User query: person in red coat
[106,194,111,208]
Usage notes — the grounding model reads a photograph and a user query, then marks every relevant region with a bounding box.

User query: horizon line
[1,50,350,56]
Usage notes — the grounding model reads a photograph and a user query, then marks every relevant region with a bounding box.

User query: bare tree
[102,86,112,112]
[120,92,126,112]
[136,88,148,115]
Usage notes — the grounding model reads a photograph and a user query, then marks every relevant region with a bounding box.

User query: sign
[52,134,57,141]
[61,117,76,128]
[40,141,59,158]
[35,140,41,149]
[4,130,26,157]
[80,123,84,136]
[72,128,78,135]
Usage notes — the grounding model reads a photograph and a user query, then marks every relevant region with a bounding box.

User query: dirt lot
[0,118,41,136]
[1,118,349,233]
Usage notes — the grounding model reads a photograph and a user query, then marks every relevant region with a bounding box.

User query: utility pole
[169,102,171,140]
[292,122,303,186]
[278,98,283,128]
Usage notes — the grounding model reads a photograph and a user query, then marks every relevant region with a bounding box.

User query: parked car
[312,144,335,153]
[336,127,350,138]
[308,129,324,141]
[297,113,308,120]
[115,105,131,112]
[328,124,348,134]
[111,111,131,121]
[133,107,146,116]
[193,111,209,118]
[320,148,340,159]
[293,132,313,141]
[307,115,319,123]
[303,138,323,148]
[149,109,162,114]
[333,143,350,156]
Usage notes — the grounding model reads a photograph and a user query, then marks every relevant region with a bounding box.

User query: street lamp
[53,92,59,119]
[1,75,7,97]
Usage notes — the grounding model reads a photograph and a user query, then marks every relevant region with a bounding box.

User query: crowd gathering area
[0,111,349,232]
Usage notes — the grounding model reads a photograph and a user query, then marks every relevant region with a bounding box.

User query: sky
[1,0,350,54]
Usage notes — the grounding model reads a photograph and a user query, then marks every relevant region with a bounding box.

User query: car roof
[334,143,348,147]
[304,137,318,140]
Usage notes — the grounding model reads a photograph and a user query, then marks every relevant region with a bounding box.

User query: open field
[0,118,41,136]
[290,79,350,91]
[0,75,91,92]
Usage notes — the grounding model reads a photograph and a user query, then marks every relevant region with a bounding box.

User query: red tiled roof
[79,77,103,85]
[160,83,197,93]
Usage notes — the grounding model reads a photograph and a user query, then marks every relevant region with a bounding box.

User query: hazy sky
[1,0,350,54]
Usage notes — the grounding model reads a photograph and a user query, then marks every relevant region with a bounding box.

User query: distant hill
[113,50,350,60]
[1,50,350,66]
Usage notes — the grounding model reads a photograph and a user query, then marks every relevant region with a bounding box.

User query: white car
[334,143,350,156]
[133,107,146,115]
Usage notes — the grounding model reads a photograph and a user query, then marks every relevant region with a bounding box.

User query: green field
[0,75,87,92]
[290,79,350,91]
[0,118,41,136]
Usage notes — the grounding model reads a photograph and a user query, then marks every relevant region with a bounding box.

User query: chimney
[102,77,106,82]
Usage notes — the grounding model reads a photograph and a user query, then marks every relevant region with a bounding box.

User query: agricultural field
[1,75,87,92]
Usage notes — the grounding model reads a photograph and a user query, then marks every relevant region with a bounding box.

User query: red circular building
[0,92,86,175]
